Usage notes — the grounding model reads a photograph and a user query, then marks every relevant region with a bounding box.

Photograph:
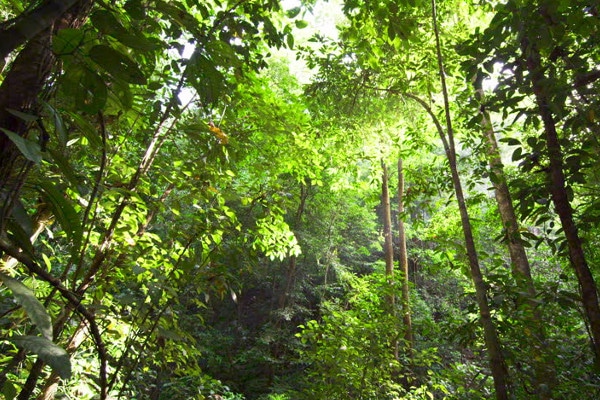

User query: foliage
[1,0,600,399]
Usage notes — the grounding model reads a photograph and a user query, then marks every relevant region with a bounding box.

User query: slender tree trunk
[430,0,510,397]
[522,37,600,366]
[381,162,394,281]
[474,75,555,397]
[381,161,398,360]
[397,158,414,354]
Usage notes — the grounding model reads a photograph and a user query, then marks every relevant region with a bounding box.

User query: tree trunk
[381,161,398,360]
[522,37,600,366]
[382,161,394,281]
[430,0,510,397]
[397,158,414,353]
[475,75,555,397]
[0,0,93,230]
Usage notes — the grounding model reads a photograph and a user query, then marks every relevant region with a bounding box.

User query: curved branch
[402,92,451,155]
[364,85,451,155]
[0,0,79,59]
[0,236,108,399]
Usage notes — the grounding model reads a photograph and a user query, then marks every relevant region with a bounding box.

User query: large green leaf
[53,28,84,55]
[91,9,158,51]
[0,128,42,163]
[188,53,225,105]
[0,274,53,340]
[10,336,71,379]
[66,111,102,148]
[36,181,82,252]
[75,69,108,114]
[89,45,146,84]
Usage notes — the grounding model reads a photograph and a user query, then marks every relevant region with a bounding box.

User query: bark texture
[476,77,555,397]
[0,0,94,231]
[431,0,510,397]
[522,37,600,366]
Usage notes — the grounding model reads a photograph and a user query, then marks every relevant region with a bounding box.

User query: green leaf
[53,28,84,55]
[42,102,67,147]
[0,128,42,163]
[0,274,53,340]
[47,149,86,195]
[286,7,301,18]
[154,0,202,36]
[295,20,309,29]
[6,108,38,122]
[124,0,146,19]
[10,336,71,379]
[1,380,17,399]
[109,79,134,110]
[36,181,83,252]
[89,45,146,84]
[188,54,225,105]
[91,11,159,51]
[66,111,102,148]
[75,69,108,114]
[113,32,160,51]
[91,10,127,36]
[10,200,33,238]
[499,137,520,146]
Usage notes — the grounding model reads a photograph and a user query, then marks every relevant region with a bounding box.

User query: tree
[397,158,414,354]
[0,1,300,398]
[462,0,600,367]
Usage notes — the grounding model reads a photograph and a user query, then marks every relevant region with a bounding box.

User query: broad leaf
[0,128,42,163]
[0,274,53,340]
[36,181,83,252]
[6,109,38,122]
[10,336,71,379]
[53,28,85,55]
[89,45,146,84]
[75,69,108,114]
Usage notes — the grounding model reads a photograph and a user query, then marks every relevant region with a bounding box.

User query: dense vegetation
[1,0,599,399]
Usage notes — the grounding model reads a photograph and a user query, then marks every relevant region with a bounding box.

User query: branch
[0,0,80,60]
[366,85,451,156]
[0,236,108,400]
[574,69,600,88]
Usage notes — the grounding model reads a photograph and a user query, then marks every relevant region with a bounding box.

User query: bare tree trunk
[397,158,414,354]
[522,37,600,366]
[381,161,397,360]
[474,75,555,398]
[381,162,394,281]
[431,0,510,397]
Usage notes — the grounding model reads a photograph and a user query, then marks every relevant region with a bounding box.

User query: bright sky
[277,0,345,83]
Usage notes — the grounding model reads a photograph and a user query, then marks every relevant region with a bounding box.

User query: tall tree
[397,158,414,354]
[474,73,555,397]
[463,0,600,367]
[381,160,397,360]
[429,0,509,396]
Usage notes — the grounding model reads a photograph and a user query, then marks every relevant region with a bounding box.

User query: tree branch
[0,236,108,399]
[0,0,80,60]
